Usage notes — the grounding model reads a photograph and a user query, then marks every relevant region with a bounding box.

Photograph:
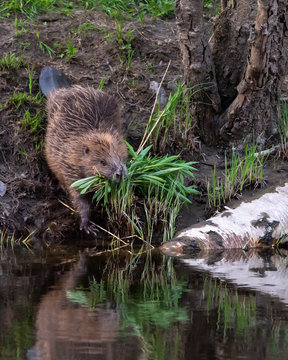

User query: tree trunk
[160,182,288,255]
[174,0,221,143]
[176,0,288,145]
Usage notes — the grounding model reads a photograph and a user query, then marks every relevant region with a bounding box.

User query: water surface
[1,246,288,360]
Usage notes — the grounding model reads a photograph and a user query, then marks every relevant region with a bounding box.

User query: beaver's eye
[100,159,107,166]
[83,146,90,155]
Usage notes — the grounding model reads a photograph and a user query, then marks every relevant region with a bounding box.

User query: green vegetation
[206,143,267,209]
[278,101,288,158]
[83,0,174,19]
[0,0,55,19]
[66,254,188,359]
[144,82,199,154]
[4,91,43,109]
[56,39,78,60]
[71,142,198,243]
[203,277,257,338]
[0,53,26,69]
[72,22,108,37]
[2,90,45,154]
[27,64,35,94]
[36,32,55,57]
[14,16,28,36]
[97,77,106,91]
[0,0,175,20]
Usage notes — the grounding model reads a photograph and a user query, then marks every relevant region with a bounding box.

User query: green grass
[0,0,175,19]
[207,143,267,209]
[4,91,43,109]
[278,101,288,158]
[71,142,198,243]
[0,53,26,69]
[36,32,55,57]
[0,0,55,19]
[143,82,200,154]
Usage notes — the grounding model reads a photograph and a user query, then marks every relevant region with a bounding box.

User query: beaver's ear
[83,146,90,155]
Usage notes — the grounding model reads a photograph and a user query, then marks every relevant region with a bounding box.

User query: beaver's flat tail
[39,66,70,97]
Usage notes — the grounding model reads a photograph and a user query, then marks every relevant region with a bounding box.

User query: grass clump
[144,82,199,154]
[0,0,55,19]
[81,0,174,19]
[207,143,267,209]
[0,53,26,69]
[278,101,288,158]
[71,142,198,243]
[4,91,43,109]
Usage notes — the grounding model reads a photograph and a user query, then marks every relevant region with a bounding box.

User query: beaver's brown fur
[45,86,127,233]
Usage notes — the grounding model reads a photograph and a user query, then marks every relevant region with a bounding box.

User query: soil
[0,9,287,245]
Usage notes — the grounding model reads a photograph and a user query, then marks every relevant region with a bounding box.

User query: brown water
[1,246,288,360]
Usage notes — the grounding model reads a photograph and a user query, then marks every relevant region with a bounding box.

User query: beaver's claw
[80,221,99,236]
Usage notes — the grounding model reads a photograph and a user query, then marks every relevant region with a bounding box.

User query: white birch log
[161,182,288,256]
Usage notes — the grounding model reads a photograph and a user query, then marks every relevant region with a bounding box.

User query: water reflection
[180,249,288,305]
[1,247,288,359]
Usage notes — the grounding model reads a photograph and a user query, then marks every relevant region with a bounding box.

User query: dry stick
[138,107,166,153]
[136,60,171,154]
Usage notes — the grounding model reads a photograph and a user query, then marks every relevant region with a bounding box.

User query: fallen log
[161,183,288,256]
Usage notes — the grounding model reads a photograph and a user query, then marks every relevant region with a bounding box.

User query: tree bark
[219,0,288,143]
[160,182,288,255]
[174,0,221,143]
[176,0,288,145]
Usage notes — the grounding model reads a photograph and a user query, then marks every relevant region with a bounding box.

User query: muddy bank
[0,8,287,245]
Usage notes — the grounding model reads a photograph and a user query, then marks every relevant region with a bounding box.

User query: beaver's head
[79,132,127,182]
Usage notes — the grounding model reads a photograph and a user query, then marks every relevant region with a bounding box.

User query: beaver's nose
[114,165,127,182]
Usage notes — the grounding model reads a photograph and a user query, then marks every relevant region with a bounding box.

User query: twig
[89,221,129,246]
[137,60,171,154]
[137,107,166,154]
[58,199,74,212]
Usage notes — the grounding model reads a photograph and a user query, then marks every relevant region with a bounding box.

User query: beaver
[40,67,127,234]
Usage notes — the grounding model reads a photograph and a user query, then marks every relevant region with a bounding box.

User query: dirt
[0,9,287,245]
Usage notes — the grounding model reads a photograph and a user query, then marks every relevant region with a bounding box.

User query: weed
[278,101,288,158]
[14,16,28,36]
[97,78,106,91]
[54,40,78,60]
[71,142,198,243]
[64,39,78,60]
[27,65,34,94]
[88,0,174,19]
[20,110,43,133]
[206,143,267,209]
[4,91,43,109]
[0,0,56,19]
[112,22,135,70]
[36,32,55,57]
[143,82,199,154]
[74,22,108,37]
[0,53,26,69]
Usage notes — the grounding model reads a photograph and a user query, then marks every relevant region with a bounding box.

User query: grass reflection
[66,253,189,359]
[203,277,256,338]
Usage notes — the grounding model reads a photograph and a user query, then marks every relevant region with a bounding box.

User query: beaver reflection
[28,256,139,360]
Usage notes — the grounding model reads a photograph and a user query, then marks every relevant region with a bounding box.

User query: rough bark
[176,0,288,145]
[174,0,221,143]
[160,182,288,255]
[219,0,288,143]
[212,0,257,110]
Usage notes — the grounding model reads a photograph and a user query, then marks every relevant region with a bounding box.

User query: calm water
[1,245,288,360]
